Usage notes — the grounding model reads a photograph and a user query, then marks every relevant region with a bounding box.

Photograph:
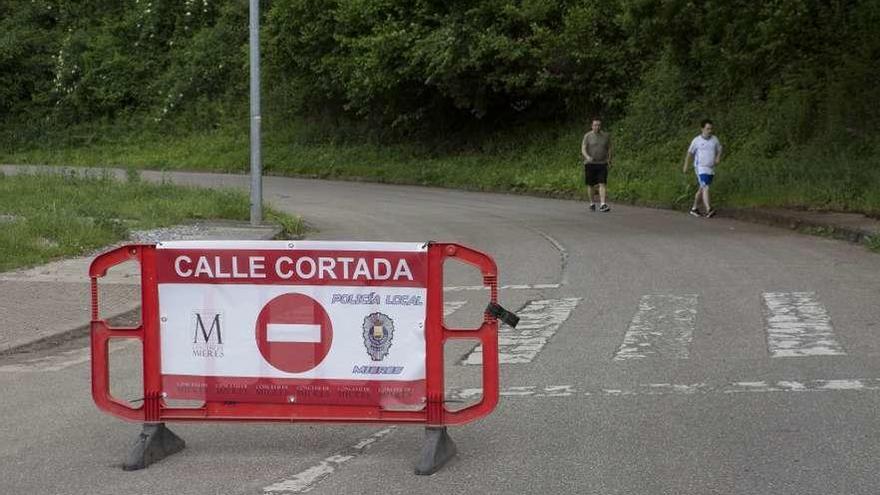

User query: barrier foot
[123,423,186,471]
[414,426,457,475]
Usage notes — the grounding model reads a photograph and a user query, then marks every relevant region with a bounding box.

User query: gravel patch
[129,224,219,243]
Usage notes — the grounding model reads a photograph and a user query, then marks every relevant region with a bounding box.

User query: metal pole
[249,0,263,225]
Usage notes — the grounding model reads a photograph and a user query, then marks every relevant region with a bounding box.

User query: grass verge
[0,169,305,272]
[2,119,878,217]
[867,235,880,254]
[4,120,878,215]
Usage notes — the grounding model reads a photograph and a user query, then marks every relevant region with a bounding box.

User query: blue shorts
[697,174,714,187]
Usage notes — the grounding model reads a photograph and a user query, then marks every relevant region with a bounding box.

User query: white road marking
[446,379,880,400]
[763,292,845,357]
[443,283,561,292]
[462,298,581,365]
[263,427,396,494]
[531,284,561,290]
[443,228,567,293]
[613,294,698,361]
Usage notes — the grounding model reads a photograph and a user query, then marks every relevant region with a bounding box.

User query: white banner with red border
[156,241,428,407]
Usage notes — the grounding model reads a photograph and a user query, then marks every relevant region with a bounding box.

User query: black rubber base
[123,423,186,471]
[414,426,457,475]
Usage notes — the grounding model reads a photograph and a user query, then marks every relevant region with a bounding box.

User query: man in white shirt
[682,119,723,217]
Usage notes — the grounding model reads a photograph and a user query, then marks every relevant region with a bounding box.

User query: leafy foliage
[0,0,247,128]
[265,0,633,132]
[0,0,878,190]
[0,1,59,116]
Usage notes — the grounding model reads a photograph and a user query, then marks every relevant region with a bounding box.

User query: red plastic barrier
[90,242,499,426]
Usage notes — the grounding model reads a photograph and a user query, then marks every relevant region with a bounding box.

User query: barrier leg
[123,423,186,471]
[414,426,457,475]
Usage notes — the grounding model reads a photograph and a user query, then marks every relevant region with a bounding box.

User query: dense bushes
[0,0,248,128]
[265,0,634,132]
[0,1,58,117]
[1,0,878,162]
[619,0,880,151]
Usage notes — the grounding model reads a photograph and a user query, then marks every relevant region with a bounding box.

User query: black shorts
[585,163,608,186]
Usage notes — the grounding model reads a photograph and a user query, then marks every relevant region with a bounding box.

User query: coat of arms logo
[362,312,394,361]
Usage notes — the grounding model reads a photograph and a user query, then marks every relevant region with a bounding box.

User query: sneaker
[689,208,701,217]
[598,204,611,213]
[589,203,596,212]
[705,209,717,218]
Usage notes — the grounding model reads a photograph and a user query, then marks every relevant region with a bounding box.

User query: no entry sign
[156,241,428,407]
[255,293,333,374]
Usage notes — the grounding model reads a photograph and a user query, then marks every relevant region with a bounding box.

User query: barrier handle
[427,243,500,426]
[89,244,142,278]
[91,321,144,421]
[89,245,148,422]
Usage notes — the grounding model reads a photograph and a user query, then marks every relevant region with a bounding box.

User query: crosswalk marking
[0,290,853,374]
[763,292,845,357]
[446,379,880,400]
[613,294,698,361]
[462,298,581,365]
[443,283,560,292]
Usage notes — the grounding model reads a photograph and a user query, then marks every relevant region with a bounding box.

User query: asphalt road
[2,172,880,495]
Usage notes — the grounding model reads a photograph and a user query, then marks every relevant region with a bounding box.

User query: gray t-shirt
[582,131,611,164]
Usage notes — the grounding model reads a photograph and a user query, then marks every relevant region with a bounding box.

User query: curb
[0,221,284,356]
[720,207,880,246]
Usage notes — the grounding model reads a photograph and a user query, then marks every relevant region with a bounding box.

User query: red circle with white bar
[255,293,333,373]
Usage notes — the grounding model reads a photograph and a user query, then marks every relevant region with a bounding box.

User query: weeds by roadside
[867,236,880,254]
[0,170,304,272]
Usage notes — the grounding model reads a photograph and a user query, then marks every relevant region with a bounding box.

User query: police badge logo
[362,312,394,361]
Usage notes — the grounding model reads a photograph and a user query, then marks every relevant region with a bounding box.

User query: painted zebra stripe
[763,292,845,357]
[613,294,698,361]
[463,298,581,365]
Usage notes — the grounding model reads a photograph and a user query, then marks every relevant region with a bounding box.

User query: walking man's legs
[690,185,715,217]
[586,164,610,211]
[692,188,702,212]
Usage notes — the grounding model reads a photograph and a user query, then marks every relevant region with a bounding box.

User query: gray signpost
[249,0,263,225]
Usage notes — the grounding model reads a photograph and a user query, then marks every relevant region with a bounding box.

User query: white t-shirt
[688,135,722,175]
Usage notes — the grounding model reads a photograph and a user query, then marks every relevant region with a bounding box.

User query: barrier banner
[155,241,428,407]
